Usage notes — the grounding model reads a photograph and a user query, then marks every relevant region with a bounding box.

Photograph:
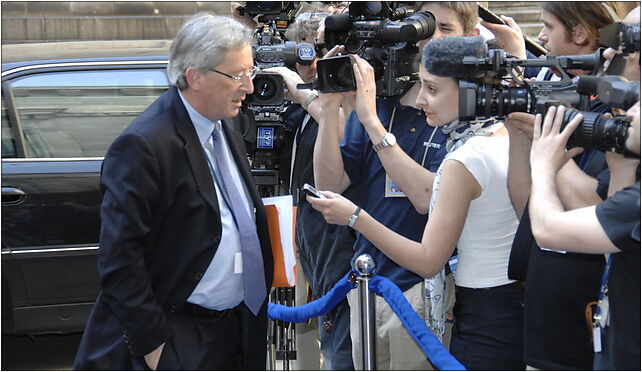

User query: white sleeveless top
[430,135,519,288]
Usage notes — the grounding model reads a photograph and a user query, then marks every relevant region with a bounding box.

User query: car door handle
[2,187,26,205]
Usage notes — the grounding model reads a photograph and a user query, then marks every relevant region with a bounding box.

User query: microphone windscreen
[324,13,351,31]
[423,36,488,78]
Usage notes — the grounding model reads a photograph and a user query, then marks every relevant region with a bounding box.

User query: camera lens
[623,23,641,54]
[317,55,356,92]
[459,82,532,120]
[563,109,631,154]
[252,76,277,101]
[329,63,354,90]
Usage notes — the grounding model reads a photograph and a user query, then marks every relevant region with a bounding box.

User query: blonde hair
[417,2,479,35]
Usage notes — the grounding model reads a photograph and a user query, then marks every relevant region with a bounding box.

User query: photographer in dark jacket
[529,101,640,371]
[265,10,357,369]
[501,2,624,369]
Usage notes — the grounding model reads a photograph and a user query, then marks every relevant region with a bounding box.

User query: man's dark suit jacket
[74,86,274,370]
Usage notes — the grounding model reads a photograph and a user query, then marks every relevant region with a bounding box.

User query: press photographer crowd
[72,1,641,371]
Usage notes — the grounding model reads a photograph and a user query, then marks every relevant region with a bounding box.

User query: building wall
[1,2,233,43]
[2,2,639,44]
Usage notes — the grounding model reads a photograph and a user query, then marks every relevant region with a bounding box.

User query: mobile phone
[303,183,327,199]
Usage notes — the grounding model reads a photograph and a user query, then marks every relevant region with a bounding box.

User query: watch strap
[302,91,319,111]
[373,133,393,152]
[348,206,362,228]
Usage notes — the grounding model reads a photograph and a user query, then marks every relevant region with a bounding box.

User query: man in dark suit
[74,13,273,370]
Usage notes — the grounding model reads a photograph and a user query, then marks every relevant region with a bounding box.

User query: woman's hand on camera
[306,190,357,226]
[530,105,584,177]
[352,55,380,128]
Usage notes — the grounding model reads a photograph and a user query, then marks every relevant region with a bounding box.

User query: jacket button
[194,272,203,281]
[169,305,177,314]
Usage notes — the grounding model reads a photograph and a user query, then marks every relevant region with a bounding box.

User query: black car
[1,41,172,335]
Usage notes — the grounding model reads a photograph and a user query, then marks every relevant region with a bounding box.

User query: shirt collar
[177,90,218,146]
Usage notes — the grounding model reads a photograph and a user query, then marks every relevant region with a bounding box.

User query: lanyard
[592,256,612,353]
[290,113,312,192]
[597,255,612,304]
[421,126,438,168]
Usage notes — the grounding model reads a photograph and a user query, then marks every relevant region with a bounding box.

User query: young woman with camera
[307,40,523,370]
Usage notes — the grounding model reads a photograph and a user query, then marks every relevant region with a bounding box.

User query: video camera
[424,36,608,120]
[599,22,641,56]
[424,36,637,155]
[237,2,317,187]
[557,75,640,155]
[312,1,435,96]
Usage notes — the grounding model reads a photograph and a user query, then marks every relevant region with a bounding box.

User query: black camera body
[315,55,357,93]
[451,43,611,122]
[320,1,435,96]
[577,75,640,110]
[426,35,633,156]
[599,22,641,56]
[242,1,298,22]
[458,79,590,121]
[560,109,631,155]
[240,2,313,187]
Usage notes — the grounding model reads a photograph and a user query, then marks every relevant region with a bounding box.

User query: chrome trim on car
[2,60,168,78]
[1,246,99,255]
[2,157,104,162]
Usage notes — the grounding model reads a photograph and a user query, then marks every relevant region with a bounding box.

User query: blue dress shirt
[178,91,255,310]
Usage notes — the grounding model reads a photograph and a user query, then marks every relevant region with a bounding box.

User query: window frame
[1,59,168,160]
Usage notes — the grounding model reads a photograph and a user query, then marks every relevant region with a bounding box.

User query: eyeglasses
[210,66,259,82]
[295,12,329,22]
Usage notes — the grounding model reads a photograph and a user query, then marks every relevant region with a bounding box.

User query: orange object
[265,205,298,287]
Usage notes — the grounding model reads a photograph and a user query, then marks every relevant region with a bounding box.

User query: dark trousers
[450,284,525,370]
[155,303,267,370]
[318,299,354,370]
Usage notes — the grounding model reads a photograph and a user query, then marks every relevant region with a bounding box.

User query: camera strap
[289,113,312,194]
[593,255,613,353]
[384,106,406,198]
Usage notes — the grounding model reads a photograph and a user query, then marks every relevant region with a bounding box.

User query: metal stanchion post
[354,254,377,371]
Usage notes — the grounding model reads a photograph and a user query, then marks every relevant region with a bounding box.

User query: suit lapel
[221,118,262,207]
[170,87,219,213]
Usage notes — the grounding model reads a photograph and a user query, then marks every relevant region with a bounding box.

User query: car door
[1,62,169,334]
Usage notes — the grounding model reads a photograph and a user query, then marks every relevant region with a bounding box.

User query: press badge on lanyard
[593,256,612,353]
[384,111,439,198]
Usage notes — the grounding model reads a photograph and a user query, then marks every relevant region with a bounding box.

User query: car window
[10,69,170,158]
[1,98,16,158]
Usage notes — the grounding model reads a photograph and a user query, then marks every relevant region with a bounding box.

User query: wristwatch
[302,91,319,111]
[348,207,362,228]
[372,132,397,152]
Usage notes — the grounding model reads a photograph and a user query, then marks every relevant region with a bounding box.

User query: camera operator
[501,2,626,370]
[529,102,640,371]
[313,2,482,370]
[264,9,357,370]
[310,36,526,370]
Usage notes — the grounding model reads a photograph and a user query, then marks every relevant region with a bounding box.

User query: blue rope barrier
[268,271,467,370]
[368,275,466,370]
[268,271,356,323]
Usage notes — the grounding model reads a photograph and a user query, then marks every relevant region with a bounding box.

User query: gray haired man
[74,13,274,370]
